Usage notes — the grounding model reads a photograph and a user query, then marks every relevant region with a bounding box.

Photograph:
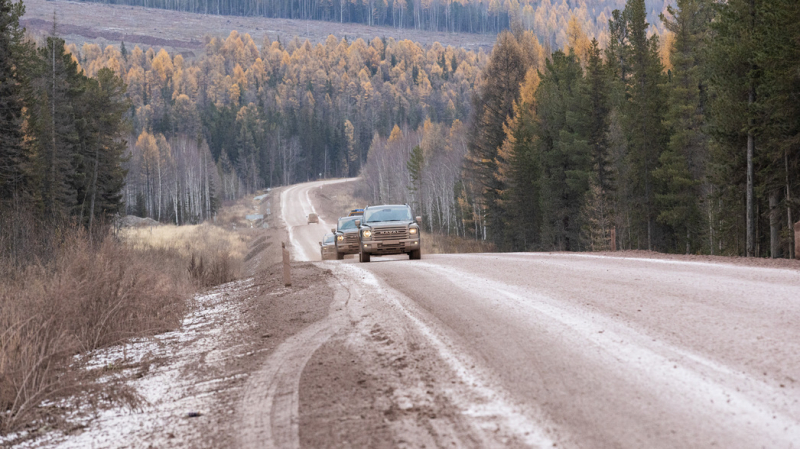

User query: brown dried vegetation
[0,213,244,434]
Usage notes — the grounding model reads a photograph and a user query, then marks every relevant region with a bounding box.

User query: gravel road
[275,179,800,448]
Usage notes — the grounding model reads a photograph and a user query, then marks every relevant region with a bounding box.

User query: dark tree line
[0,0,128,262]
[75,0,673,50]
[465,0,800,257]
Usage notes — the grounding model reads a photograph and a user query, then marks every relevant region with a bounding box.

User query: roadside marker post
[282,242,292,286]
[610,227,617,252]
[794,221,800,260]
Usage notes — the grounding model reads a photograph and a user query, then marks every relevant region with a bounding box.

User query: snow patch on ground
[5,279,253,449]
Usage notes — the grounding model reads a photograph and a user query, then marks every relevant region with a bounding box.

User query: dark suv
[332,216,360,260]
[355,205,422,263]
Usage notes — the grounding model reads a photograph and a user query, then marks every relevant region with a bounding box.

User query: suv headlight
[409,227,418,235]
[337,235,344,242]
[362,229,372,239]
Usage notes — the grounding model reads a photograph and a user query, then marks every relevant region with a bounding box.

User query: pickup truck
[355,204,422,263]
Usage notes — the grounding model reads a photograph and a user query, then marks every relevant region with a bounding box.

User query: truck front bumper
[360,238,420,255]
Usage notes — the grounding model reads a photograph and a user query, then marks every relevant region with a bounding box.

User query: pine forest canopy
[75,0,672,49]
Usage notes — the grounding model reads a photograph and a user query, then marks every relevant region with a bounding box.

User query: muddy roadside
[296,180,505,448]
[4,188,338,448]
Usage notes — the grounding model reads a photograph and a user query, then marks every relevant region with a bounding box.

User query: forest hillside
[75,0,672,49]
[359,0,800,259]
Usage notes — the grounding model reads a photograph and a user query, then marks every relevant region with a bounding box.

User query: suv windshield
[338,217,358,230]
[364,206,412,223]
[323,234,335,244]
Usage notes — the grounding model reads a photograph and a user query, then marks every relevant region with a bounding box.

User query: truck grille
[371,226,408,241]
[345,233,359,243]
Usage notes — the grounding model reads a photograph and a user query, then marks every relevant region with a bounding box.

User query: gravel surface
[13,180,799,448]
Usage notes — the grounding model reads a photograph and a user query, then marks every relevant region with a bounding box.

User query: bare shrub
[0,218,190,433]
[122,223,244,289]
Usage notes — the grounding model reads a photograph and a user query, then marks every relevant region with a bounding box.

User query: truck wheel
[359,250,371,263]
[336,251,345,260]
[409,249,421,260]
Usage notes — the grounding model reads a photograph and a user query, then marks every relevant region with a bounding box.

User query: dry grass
[422,231,496,254]
[121,223,248,260]
[120,223,247,288]
[0,226,189,433]
[0,209,251,434]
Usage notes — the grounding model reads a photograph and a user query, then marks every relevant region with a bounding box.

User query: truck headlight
[409,228,417,235]
[337,235,344,242]
[362,229,372,238]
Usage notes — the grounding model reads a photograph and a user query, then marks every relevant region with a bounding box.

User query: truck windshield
[338,217,358,230]
[364,206,412,223]
[323,234,335,244]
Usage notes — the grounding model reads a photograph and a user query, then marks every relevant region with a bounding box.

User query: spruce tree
[0,0,28,203]
[623,0,667,251]
[534,49,591,251]
[581,39,614,250]
[753,0,800,258]
[466,31,527,243]
[707,0,763,256]
[497,70,541,250]
[654,0,714,254]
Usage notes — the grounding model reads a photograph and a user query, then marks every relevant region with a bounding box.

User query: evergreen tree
[466,31,527,243]
[654,0,714,254]
[0,0,28,203]
[622,0,667,251]
[26,34,87,221]
[82,68,129,233]
[581,38,614,250]
[407,143,424,219]
[707,0,763,256]
[534,49,591,251]
[753,0,800,258]
[497,69,541,250]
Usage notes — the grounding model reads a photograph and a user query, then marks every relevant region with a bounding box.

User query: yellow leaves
[136,130,159,172]
[82,43,102,64]
[518,68,540,109]
[232,64,247,90]
[388,125,403,143]
[229,83,241,106]
[567,14,591,67]
[306,91,316,109]
[660,31,675,72]
[151,49,174,85]
[173,54,185,71]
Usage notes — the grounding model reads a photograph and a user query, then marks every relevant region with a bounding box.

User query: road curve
[287,180,800,448]
[280,178,357,262]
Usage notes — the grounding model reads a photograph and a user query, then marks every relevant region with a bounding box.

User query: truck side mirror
[355,219,361,227]
[331,228,336,233]
[415,216,422,224]
[319,242,322,246]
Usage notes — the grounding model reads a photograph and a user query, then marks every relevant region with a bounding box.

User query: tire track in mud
[237,280,349,449]
[329,263,560,448]
[238,180,353,449]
